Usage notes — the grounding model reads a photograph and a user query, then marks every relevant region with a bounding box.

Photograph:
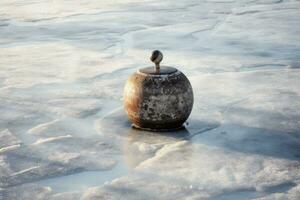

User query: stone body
[124,66,194,130]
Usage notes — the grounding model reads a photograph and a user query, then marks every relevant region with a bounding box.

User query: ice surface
[0,0,300,199]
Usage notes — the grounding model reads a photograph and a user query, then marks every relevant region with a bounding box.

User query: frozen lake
[0,0,300,199]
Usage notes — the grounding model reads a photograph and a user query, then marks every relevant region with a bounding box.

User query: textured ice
[0,0,300,199]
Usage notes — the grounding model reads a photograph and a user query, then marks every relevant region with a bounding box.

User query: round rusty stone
[124,65,194,130]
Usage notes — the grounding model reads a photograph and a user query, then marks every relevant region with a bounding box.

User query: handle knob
[150,50,163,70]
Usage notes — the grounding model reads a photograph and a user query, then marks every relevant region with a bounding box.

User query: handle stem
[150,50,163,71]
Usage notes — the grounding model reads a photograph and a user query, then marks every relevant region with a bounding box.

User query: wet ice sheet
[0,0,300,199]
[36,156,129,193]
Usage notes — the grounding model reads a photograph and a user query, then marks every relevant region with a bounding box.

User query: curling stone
[124,50,194,131]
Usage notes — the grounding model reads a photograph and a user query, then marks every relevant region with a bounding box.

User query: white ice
[0,0,300,199]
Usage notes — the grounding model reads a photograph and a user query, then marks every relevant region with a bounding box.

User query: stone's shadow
[190,123,300,162]
[222,105,300,134]
[127,126,191,141]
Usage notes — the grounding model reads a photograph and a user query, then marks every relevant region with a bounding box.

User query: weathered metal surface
[124,66,194,130]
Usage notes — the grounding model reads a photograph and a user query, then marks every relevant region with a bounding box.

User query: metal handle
[150,50,163,71]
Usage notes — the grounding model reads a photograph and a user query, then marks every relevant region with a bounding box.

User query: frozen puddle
[37,156,129,193]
